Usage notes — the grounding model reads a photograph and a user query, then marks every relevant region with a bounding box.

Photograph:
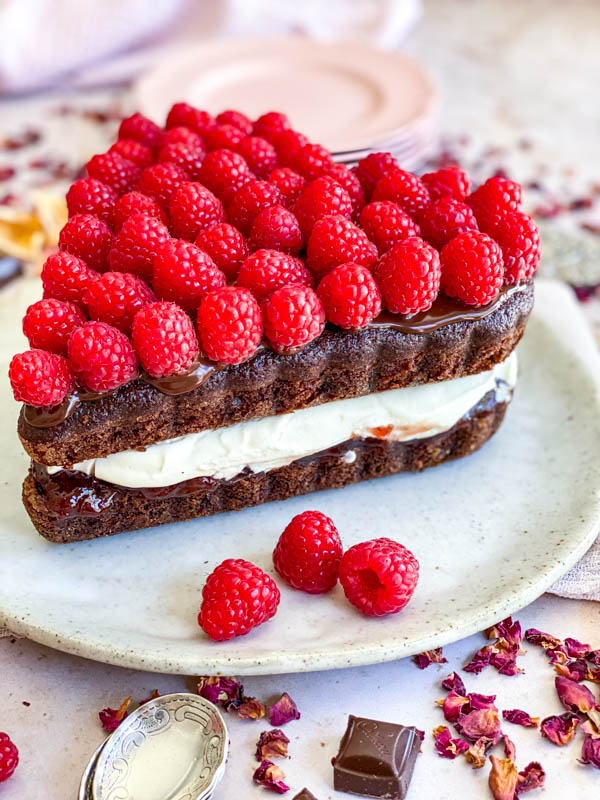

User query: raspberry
[204,123,245,151]
[466,176,522,227]
[249,205,302,255]
[306,214,377,278]
[339,538,419,616]
[293,175,353,240]
[68,321,137,392]
[153,239,226,312]
[165,103,215,135]
[109,138,154,168]
[85,271,156,334]
[42,251,99,308]
[161,126,204,149]
[273,510,343,594]
[359,201,420,255]
[489,211,541,285]
[237,249,313,300]
[236,136,278,179]
[323,163,365,221]
[198,558,280,641]
[136,162,189,209]
[132,301,199,378]
[252,111,291,143]
[66,177,118,227]
[169,181,225,241]
[86,151,141,195]
[262,284,325,353]
[195,222,249,281]
[274,129,309,165]
[317,262,381,329]
[9,349,73,406]
[118,113,163,150]
[353,152,398,198]
[108,213,171,282]
[375,237,441,314]
[421,166,471,202]
[418,198,478,250]
[112,191,168,232]
[0,733,18,783]
[216,109,253,135]
[227,180,282,236]
[268,167,306,207]
[58,213,113,272]
[23,298,85,354]
[371,168,431,217]
[197,286,262,364]
[198,149,254,204]
[158,141,205,181]
[440,230,504,306]
[290,142,334,181]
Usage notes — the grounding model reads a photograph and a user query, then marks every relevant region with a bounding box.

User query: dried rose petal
[504,735,516,761]
[517,761,546,794]
[580,736,600,769]
[465,738,487,769]
[486,617,522,650]
[139,689,160,706]
[253,759,290,793]
[413,648,447,669]
[546,647,568,666]
[238,697,267,720]
[468,693,497,712]
[502,709,539,728]
[524,628,562,650]
[581,716,600,738]
[269,693,301,726]
[555,675,596,713]
[442,672,466,694]
[432,726,469,759]
[439,690,470,723]
[554,658,589,682]
[256,729,290,760]
[587,650,600,667]
[415,728,425,742]
[198,676,243,707]
[99,696,131,732]
[457,708,502,746]
[586,706,600,732]
[490,651,523,677]
[540,713,580,746]
[587,666,600,683]
[564,637,590,659]
[489,755,519,800]
[464,645,494,674]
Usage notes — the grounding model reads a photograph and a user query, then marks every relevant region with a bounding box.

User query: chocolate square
[292,790,318,800]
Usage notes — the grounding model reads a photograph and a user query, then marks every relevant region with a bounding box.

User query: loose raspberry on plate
[165,103,215,135]
[253,111,291,143]
[195,222,249,281]
[490,211,541,285]
[153,239,226,312]
[317,262,381,329]
[306,214,378,278]
[371,168,431,217]
[359,201,420,255]
[58,213,113,273]
[118,113,163,150]
[248,205,302,255]
[227,179,282,236]
[421,166,471,202]
[23,298,86,355]
[353,152,398,198]
[268,167,307,208]
[440,230,504,306]
[112,191,168,232]
[136,162,189,209]
[85,272,156,334]
[158,142,205,181]
[293,175,353,240]
[236,136,278,179]
[42,251,99,308]
[132,301,199,378]
[66,177,118,227]
[0,733,18,783]
[323,163,366,221]
[339,538,419,616]
[262,284,325,353]
[290,142,334,181]
[198,558,281,641]
[273,510,343,594]
[466,176,522,227]
[86,151,141,195]
[109,138,154,169]
[68,321,137,392]
[418,198,478,250]
[161,125,204,149]
[169,181,225,241]
[375,236,441,314]
[108,213,171,282]
[9,349,73,406]
[274,129,309,165]
[216,109,253,135]
[237,249,313,300]
[197,285,263,364]
[198,148,254,204]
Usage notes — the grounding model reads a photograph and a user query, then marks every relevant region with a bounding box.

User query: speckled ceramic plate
[1,279,599,675]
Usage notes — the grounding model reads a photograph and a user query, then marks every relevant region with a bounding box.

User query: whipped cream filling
[48,354,517,488]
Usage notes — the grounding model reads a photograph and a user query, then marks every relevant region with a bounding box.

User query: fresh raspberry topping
[158,142,206,181]
[339,537,419,616]
[118,113,163,150]
[161,126,204,149]
[248,204,302,255]
[317,262,381,329]
[165,103,215,135]
[306,214,377,278]
[421,166,471,202]
[273,510,343,594]
[359,201,420,255]
[66,177,118,227]
[375,237,441,314]
[9,349,73,406]
[489,211,541,285]
[86,151,141,195]
[0,733,18,783]
[58,213,113,272]
[42,251,99,308]
[85,272,156,334]
[195,222,249,281]
[68,321,137,392]
[440,230,504,306]
[371,168,431,217]
[252,111,291,143]
[153,239,226,312]
[198,148,254,204]
[268,167,307,208]
[466,176,522,227]
[112,191,168,232]
[236,136,278,179]
[237,249,313,300]
[227,179,282,236]
[198,558,280,641]
[323,163,366,221]
[197,286,263,364]
[109,138,154,168]
[216,109,253,135]
[108,213,170,282]
[136,162,189,209]
[23,298,85,354]
[353,152,398,198]
[293,175,353,240]
[274,129,309,165]
[132,301,199,378]
[262,284,325,354]
[169,181,225,241]
[204,123,245,151]
[290,142,334,181]
[418,198,478,250]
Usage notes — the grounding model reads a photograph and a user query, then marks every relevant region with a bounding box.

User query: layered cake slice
[9,105,539,543]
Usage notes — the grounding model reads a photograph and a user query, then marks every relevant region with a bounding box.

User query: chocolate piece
[333,715,421,798]
[292,790,318,800]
